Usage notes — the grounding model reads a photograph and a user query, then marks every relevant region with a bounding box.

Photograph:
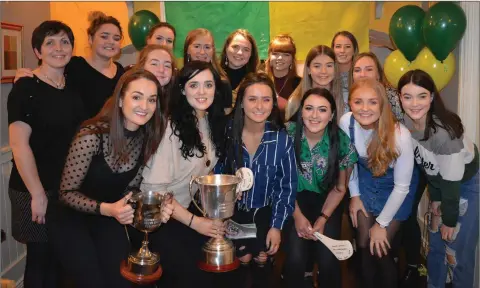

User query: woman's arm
[270,137,298,230]
[9,122,47,224]
[375,127,414,227]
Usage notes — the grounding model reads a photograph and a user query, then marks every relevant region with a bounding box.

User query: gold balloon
[384,50,413,88]
[412,47,455,91]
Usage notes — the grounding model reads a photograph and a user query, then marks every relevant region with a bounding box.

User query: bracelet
[320,212,329,221]
[95,201,101,215]
[188,213,195,227]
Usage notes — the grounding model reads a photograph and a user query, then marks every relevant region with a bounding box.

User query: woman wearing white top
[140,61,228,288]
[339,79,417,288]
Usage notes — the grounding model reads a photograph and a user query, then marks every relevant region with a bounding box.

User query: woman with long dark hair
[48,68,171,288]
[146,22,176,50]
[183,28,233,114]
[141,61,229,287]
[283,88,357,288]
[215,72,297,287]
[398,69,479,288]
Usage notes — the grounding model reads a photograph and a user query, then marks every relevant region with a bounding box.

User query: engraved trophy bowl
[190,169,253,273]
[120,191,173,285]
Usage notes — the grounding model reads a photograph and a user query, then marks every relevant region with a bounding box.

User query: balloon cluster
[385,2,466,90]
[128,10,161,51]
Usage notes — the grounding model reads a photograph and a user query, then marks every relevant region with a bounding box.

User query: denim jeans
[427,170,479,288]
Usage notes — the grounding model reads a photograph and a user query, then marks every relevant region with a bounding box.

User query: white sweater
[339,112,414,227]
[141,118,217,208]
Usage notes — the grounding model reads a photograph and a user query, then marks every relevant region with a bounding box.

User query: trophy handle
[126,197,137,209]
[189,176,206,217]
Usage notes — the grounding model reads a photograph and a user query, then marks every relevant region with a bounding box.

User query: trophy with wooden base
[120,191,173,285]
[189,168,253,272]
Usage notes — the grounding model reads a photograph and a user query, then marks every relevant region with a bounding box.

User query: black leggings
[400,171,428,265]
[283,191,343,288]
[356,211,401,288]
[24,242,57,288]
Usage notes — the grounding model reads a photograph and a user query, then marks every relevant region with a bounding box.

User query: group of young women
[7,10,478,288]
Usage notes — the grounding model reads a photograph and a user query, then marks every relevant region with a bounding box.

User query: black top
[225,65,248,91]
[274,75,302,100]
[65,56,125,119]
[59,124,144,214]
[7,76,86,192]
[220,78,233,109]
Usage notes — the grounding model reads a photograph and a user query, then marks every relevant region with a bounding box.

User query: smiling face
[302,94,334,136]
[269,51,293,75]
[147,26,175,50]
[333,35,354,65]
[143,49,173,86]
[184,69,215,117]
[353,56,380,82]
[34,31,73,69]
[187,34,214,63]
[242,83,273,125]
[349,86,381,129]
[89,23,122,59]
[400,82,432,125]
[226,34,252,69]
[308,54,335,88]
[121,78,158,131]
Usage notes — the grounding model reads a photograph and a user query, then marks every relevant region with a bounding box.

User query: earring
[431,92,435,103]
[186,54,191,63]
[289,64,292,70]
[181,89,185,95]
[225,57,229,66]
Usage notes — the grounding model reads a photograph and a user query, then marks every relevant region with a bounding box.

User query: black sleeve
[221,79,233,109]
[7,78,34,126]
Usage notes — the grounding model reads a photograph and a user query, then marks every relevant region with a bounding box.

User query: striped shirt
[215,121,298,230]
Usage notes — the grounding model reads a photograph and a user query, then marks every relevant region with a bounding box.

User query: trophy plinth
[198,237,240,272]
[190,169,253,273]
[120,191,172,284]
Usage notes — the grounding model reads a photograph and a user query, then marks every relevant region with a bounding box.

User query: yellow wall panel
[269,2,370,60]
[50,2,131,57]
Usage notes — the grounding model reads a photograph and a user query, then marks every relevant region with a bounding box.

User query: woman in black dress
[7,20,84,288]
[14,11,125,119]
[48,69,171,288]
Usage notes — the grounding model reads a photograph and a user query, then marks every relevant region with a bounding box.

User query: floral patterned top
[286,122,358,195]
[386,86,404,123]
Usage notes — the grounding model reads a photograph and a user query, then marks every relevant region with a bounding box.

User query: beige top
[141,117,218,208]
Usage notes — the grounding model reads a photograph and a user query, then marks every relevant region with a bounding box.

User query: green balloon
[128,10,160,51]
[423,2,466,61]
[389,5,426,62]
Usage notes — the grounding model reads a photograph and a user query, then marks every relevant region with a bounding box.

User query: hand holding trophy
[120,191,174,284]
[189,168,253,272]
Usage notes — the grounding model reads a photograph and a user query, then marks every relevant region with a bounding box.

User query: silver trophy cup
[190,172,252,272]
[120,191,173,284]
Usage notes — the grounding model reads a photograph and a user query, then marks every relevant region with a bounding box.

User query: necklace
[275,76,289,96]
[43,73,65,89]
[199,118,211,167]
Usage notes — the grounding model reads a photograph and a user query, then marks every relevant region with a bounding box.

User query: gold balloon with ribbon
[384,50,412,89]
[412,47,455,91]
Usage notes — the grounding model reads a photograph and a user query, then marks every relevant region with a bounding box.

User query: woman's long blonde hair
[285,45,343,122]
[350,79,399,176]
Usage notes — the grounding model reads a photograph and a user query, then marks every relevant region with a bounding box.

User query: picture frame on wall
[1,22,24,83]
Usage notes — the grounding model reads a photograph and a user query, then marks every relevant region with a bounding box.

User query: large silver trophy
[189,168,253,272]
[120,191,173,285]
